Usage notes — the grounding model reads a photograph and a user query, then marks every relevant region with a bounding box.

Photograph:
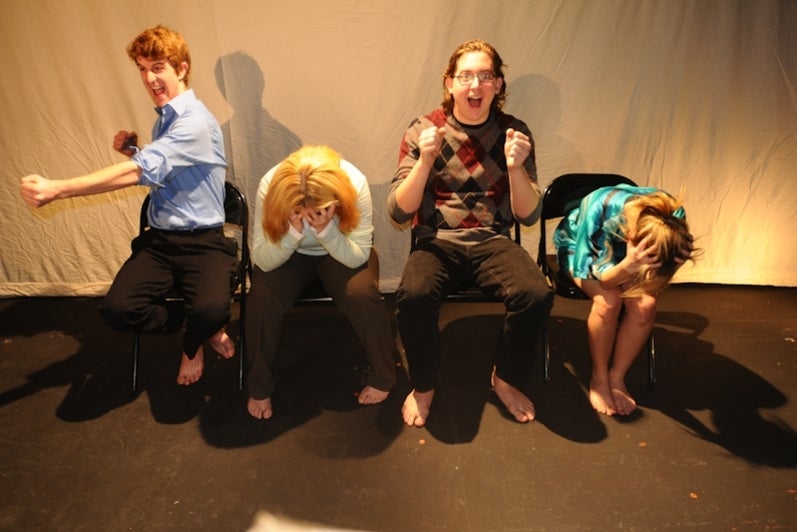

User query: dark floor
[0,285,795,531]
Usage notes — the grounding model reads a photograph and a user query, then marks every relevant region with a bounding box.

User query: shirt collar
[155,88,196,117]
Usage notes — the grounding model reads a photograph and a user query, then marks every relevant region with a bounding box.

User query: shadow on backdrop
[214,51,302,222]
[505,73,584,188]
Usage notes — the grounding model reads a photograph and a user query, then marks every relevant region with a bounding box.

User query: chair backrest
[138,181,250,289]
[222,181,250,284]
[540,173,636,222]
[537,173,637,297]
[138,181,248,233]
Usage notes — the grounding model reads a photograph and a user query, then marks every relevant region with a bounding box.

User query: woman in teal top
[554,184,696,416]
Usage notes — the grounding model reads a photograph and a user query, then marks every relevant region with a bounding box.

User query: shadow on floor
[543,311,797,468]
[1,297,795,467]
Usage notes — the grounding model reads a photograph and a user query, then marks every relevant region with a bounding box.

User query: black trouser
[245,250,397,400]
[100,227,238,358]
[396,237,553,392]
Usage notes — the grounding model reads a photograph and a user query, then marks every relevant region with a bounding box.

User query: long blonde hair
[262,146,360,242]
[622,191,697,296]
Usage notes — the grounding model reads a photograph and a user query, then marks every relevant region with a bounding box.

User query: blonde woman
[246,146,396,420]
[554,184,696,416]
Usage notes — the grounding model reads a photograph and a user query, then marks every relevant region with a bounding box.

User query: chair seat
[295,278,334,304]
[444,279,503,303]
[544,255,590,300]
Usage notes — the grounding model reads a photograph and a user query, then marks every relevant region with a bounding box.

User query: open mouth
[467,97,482,108]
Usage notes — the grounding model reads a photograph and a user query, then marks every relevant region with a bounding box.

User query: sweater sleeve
[315,160,373,268]
[387,117,424,224]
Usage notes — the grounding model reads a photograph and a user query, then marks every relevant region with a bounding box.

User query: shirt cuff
[288,224,304,240]
[313,222,333,239]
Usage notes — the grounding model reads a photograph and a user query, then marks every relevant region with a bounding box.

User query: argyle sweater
[387,109,537,244]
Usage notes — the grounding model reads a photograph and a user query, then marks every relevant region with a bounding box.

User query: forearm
[596,262,635,290]
[57,161,141,200]
[317,226,371,269]
[251,230,301,272]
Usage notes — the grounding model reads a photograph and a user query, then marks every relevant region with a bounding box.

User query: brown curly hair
[441,39,507,115]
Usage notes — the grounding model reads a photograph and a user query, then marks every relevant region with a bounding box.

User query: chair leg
[132,333,140,392]
[238,292,246,391]
[647,333,656,385]
[238,344,244,391]
[543,323,551,382]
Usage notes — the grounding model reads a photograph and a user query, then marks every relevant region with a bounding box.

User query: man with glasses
[388,39,553,427]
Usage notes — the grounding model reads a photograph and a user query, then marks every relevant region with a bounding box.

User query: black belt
[151,226,223,236]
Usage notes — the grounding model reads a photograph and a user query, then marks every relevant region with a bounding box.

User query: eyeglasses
[453,71,496,85]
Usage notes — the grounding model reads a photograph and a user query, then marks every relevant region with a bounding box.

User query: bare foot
[589,378,618,415]
[247,397,273,420]
[402,389,434,427]
[609,376,637,415]
[357,385,389,405]
[492,373,535,423]
[177,346,204,385]
[208,328,235,359]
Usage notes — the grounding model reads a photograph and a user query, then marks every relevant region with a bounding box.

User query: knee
[396,277,436,308]
[99,290,143,328]
[591,293,624,321]
[189,299,229,327]
[396,288,441,324]
[507,279,554,314]
[99,292,125,322]
[625,296,657,325]
[340,282,383,315]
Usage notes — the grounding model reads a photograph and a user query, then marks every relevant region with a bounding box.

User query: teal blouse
[553,184,685,280]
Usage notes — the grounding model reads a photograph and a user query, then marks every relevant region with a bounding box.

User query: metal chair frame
[536,173,656,383]
[132,181,249,391]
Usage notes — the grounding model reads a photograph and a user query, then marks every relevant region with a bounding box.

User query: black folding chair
[537,173,656,383]
[132,181,250,391]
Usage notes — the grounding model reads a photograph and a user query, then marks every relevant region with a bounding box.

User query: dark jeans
[395,236,553,392]
[100,228,238,359]
[245,249,397,400]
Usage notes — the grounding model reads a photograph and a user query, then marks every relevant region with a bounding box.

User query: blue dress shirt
[132,89,227,230]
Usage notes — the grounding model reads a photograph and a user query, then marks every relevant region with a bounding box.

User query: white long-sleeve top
[251,159,374,272]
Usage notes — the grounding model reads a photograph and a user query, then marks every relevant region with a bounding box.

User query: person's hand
[505,128,531,169]
[674,235,695,265]
[418,126,446,165]
[288,207,305,233]
[113,130,138,157]
[20,174,58,208]
[623,234,662,273]
[304,204,336,233]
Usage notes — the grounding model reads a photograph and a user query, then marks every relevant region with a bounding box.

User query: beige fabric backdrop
[1,0,795,296]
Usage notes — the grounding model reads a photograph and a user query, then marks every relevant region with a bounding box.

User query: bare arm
[598,235,662,290]
[20,160,142,208]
